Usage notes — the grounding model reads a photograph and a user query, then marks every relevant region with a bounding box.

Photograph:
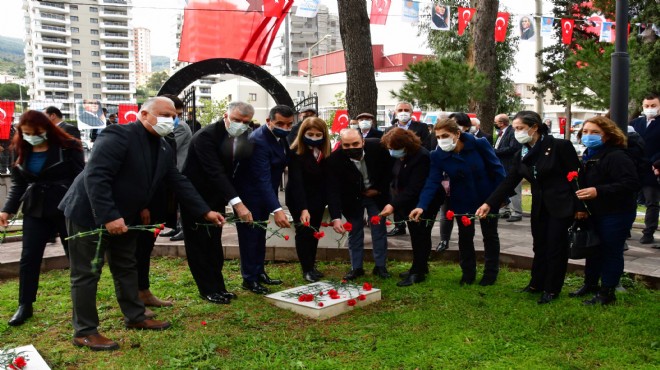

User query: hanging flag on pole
[0,101,14,140]
[540,16,554,37]
[561,18,575,45]
[457,7,476,36]
[331,109,349,133]
[118,104,139,125]
[294,0,320,18]
[370,0,391,25]
[401,1,419,24]
[494,12,509,42]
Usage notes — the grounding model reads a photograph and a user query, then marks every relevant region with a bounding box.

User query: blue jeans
[346,197,388,269]
[585,212,636,288]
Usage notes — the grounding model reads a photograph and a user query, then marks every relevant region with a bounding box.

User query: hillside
[0,35,25,77]
[151,55,170,72]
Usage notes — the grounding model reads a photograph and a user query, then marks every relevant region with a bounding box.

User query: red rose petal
[318,302,324,307]
[347,299,357,306]
[358,294,366,301]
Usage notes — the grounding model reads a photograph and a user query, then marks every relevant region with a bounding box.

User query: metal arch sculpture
[157,58,294,108]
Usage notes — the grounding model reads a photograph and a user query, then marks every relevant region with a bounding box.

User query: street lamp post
[609,0,629,134]
[308,34,331,98]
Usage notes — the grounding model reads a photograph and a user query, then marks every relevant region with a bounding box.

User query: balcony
[99,9,129,19]
[103,0,129,5]
[102,84,131,93]
[40,36,71,47]
[100,31,130,41]
[42,82,73,92]
[35,1,68,13]
[101,53,129,62]
[38,24,71,36]
[101,42,130,51]
[44,71,72,81]
[43,93,70,101]
[37,12,70,25]
[100,21,129,30]
[39,48,71,58]
[101,63,132,72]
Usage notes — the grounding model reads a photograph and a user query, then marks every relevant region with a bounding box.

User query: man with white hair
[59,97,224,351]
[471,117,493,146]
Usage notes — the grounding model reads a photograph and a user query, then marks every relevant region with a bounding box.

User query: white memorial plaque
[1,345,50,370]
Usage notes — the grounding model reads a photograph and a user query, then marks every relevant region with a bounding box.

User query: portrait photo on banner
[519,14,535,41]
[430,2,450,31]
[76,99,106,130]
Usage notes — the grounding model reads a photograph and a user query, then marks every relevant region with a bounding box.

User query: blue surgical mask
[581,134,603,149]
[389,148,406,158]
[174,116,180,128]
[303,135,324,147]
[272,126,290,138]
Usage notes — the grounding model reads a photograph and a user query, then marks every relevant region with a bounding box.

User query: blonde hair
[291,117,331,158]
[582,116,627,148]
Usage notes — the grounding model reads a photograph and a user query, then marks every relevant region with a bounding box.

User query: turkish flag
[0,101,14,140]
[331,109,349,133]
[411,111,422,122]
[494,12,509,42]
[457,7,476,36]
[178,0,293,65]
[263,0,283,18]
[561,18,575,44]
[559,117,567,135]
[370,0,391,25]
[118,104,139,125]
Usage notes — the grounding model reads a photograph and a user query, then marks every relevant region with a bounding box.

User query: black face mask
[344,148,363,160]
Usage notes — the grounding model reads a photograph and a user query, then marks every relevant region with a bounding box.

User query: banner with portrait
[518,14,535,41]
[430,2,450,31]
[76,99,106,130]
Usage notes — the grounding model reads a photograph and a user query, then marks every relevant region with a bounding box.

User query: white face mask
[437,137,457,152]
[469,126,478,134]
[358,120,372,130]
[397,112,411,124]
[643,108,659,119]
[23,133,47,146]
[152,116,174,137]
[349,124,359,130]
[514,129,533,144]
[227,120,249,137]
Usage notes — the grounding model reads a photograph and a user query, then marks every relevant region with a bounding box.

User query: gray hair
[395,101,413,110]
[141,97,174,113]
[339,128,361,141]
[227,101,255,117]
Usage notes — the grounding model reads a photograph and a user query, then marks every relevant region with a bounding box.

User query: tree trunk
[337,0,378,118]
[472,0,499,137]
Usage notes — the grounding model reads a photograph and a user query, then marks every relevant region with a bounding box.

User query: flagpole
[534,0,543,116]
[609,0,629,134]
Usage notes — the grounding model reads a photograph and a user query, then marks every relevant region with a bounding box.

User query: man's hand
[204,211,225,226]
[475,204,491,219]
[274,210,291,228]
[105,218,128,235]
[575,211,589,220]
[380,204,394,218]
[408,208,424,222]
[363,189,379,198]
[234,202,253,223]
[332,219,345,234]
[575,187,597,201]
[300,209,311,225]
[140,209,150,225]
[0,212,11,227]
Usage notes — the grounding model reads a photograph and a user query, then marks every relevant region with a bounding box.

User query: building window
[70,5,78,10]
[72,38,80,44]
[248,93,257,102]
[71,27,79,33]
[92,72,100,77]
[91,51,99,56]
[73,60,81,66]
[74,82,82,88]
[93,94,101,99]
[70,15,78,21]
[74,93,82,99]
[90,7,98,12]
[92,62,100,67]
[90,18,98,24]
[227,94,232,101]
[91,40,99,45]
[91,29,99,35]
[73,71,81,77]
[297,91,305,98]
[93,83,101,88]
[72,49,80,55]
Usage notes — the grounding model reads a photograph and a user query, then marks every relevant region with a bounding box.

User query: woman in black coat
[476,111,584,304]
[1,110,84,326]
[379,128,445,286]
[569,116,639,305]
[285,117,331,282]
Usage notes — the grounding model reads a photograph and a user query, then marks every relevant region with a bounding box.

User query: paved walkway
[1,215,658,288]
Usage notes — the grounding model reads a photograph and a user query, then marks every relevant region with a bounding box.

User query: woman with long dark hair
[1,110,84,326]
[285,117,331,282]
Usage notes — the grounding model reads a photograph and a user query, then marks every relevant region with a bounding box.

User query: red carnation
[318,302,324,307]
[303,221,310,227]
[307,294,315,302]
[12,357,27,369]
[318,291,324,296]
[370,215,381,225]
[8,365,17,370]
[313,232,321,239]
[298,295,305,302]
[347,299,357,307]
[385,220,392,226]
[328,289,337,295]
[362,282,372,291]
[201,321,207,326]
[461,216,472,227]
[567,171,579,182]
[446,210,455,221]
[358,294,366,301]
[341,279,347,284]
[330,294,340,299]
[153,228,161,238]
[283,235,290,241]
[158,223,165,229]
[343,222,353,232]
[319,231,325,238]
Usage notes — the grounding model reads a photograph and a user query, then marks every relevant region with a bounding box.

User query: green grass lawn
[0,258,658,369]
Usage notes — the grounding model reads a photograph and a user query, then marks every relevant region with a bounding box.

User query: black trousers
[18,214,68,304]
[439,199,454,240]
[290,207,324,273]
[181,208,226,295]
[406,201,441,274]
[455,216,500,279]
[529,208,572,294]
[135,230,156,291]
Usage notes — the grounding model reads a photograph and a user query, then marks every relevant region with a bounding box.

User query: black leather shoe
[435,240,449,252]
[506,215,522,222]
[242,281,269,294]
[500,211,511,219]
[387,226,406,237]
[258,273,283,285]
[311,268,324,279]
[640,235,655,244]
[303,271,319,283]
[160,228,179,237]
[343,268,365,280]
[519,284,541,293]
[201,293,230,304]
[568,284,599,298]
[583,287,616,305]
[397,273,425,287]
[537,292,558,304]
[8,304,33,326]
[459,276,475,286]
[169,230,184,241]
[399,270,411,279]
[220,291,237,300]
[372,266,391,278]
[479,275,497,286]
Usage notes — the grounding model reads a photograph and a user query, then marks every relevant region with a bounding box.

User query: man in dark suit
[181,101,255,303]
[234,105,294,294]
[59,97,224,351]
[494,113,523,222]
[356,112,383,139]
[631,93,660,244]
[45,106,81,139]
[287,107,317,145]
[471,117,494,146]
[327,129,394,280]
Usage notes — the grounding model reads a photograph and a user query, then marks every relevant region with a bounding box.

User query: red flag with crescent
[494,12,509,42]
[118,104,139,125]
[370,0,391,25]
[331,109,349,133]
[0,101,14,140]
[561,18,575,44]
[457,7,476,36]
[178,0,293,65]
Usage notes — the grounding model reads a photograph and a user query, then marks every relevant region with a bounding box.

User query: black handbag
[567,220,600,259]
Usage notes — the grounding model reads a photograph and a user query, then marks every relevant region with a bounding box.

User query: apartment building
[23,0,136,117]
[134,27,151,86]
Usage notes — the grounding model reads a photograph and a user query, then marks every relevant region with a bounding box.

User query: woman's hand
[380,204,394,218]
[575,187,597,201]
[300,210,311,225]
[475,204,491,219]
[0,212,10,227]
[332,219,345,234]
[409,208,424,222]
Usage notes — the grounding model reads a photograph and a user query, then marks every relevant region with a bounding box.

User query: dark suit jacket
[285,150,327,214]
[234,125,289,213]
[631,116,660,186]
[475,129,493,146]
[182,121,253,211]
[326,138,393,219]
[58,121,81,140]
[385,120,435,150]
[390,147,445,215]
[59,121,211,228]
[3,141,84,218]
[494,125,522,172]
[487,135,582,219]
[363,129,383,139]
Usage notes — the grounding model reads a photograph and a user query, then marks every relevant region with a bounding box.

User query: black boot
[584,287,616,306]
[568,284,599,298]
[8,304,33,326]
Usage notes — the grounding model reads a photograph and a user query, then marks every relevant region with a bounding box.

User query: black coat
[285,150,327,214]
[487,135,582,219]
[58,122,81,140]
[59,121,211,228]
[494,125,522,172]
[390,147,445,215]
[631,116,660,186]
[475,129,493,146]
[385,120,435,151]
[182,121,253,210]
[326,138,393,219]
[3,142,84,218]
[364,129,383,139]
